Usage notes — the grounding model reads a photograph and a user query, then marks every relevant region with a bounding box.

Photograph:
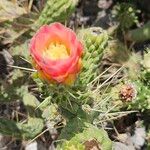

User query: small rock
[25,141,38,150]
[25,141,47,150]
[98,0,113,9]
[49,143,56,150]
[0,136,6,149]
[131,127,146,149]
[113,142,135,150]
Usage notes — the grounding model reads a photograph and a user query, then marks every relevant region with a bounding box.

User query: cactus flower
[30,23,83,85]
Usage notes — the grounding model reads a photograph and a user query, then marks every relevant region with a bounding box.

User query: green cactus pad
[77,27,108,85]
[57,122,112,150]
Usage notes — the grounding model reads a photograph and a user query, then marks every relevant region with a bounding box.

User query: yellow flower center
[43,43,69,60]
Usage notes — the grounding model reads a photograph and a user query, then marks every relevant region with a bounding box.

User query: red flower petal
[30,22,83,84]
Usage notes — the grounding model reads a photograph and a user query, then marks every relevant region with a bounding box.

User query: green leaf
[0,118,22,138]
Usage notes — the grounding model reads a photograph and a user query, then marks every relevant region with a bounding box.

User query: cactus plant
[112,3,139,30]
[32,27,109,111]
[101,46,150,111]
[36,0,78,27]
